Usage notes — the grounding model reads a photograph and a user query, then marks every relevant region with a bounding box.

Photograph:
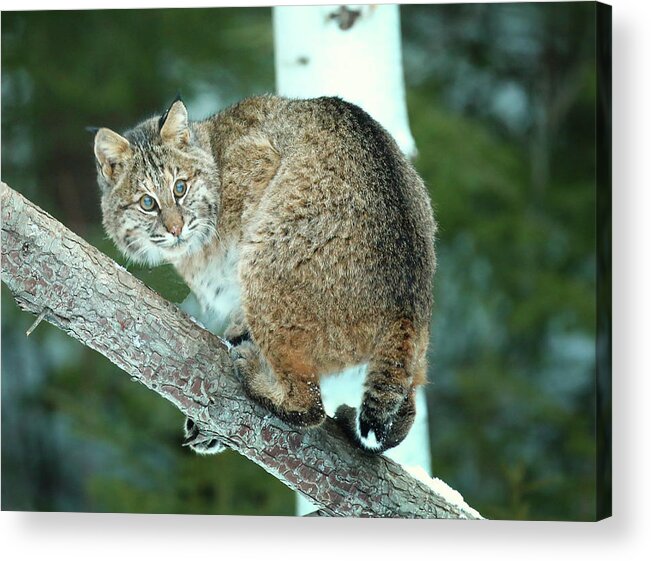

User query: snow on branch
[0,181,482,519]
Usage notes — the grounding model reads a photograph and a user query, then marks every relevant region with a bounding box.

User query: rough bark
[1,181,482,519]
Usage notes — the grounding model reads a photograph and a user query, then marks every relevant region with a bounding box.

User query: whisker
[123,238,142,253]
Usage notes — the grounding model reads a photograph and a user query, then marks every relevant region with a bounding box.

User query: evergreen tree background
[1,3,599,520]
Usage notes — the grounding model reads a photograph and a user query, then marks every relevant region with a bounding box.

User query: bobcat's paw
[224,310,250,347]
[334,393,415,455]
[230,342,325,428]
[229,340,261,383]
[183,418,227,455]
[224,324,250,347]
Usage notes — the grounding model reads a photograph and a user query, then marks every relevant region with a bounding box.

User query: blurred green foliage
[2,3,599,519]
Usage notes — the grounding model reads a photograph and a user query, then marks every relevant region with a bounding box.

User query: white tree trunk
[273,4,417,158]
[272,4,430,516]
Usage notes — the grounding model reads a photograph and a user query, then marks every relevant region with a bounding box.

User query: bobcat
[94,95,436,454]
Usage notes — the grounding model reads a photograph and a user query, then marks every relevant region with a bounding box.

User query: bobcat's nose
[168,223,183,237]
[161,209,184,238]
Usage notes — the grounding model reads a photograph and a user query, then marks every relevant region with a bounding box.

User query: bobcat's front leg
[183,310,251,455]
[224,308,250,346]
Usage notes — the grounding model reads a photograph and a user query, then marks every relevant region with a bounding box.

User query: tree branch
[1,181,482,519]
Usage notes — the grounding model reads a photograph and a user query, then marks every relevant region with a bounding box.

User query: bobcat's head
[94,98,219,266]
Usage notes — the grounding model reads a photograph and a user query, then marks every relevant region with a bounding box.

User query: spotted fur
[95,95,437,454]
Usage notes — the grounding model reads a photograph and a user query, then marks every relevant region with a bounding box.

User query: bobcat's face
[95,100,220,266]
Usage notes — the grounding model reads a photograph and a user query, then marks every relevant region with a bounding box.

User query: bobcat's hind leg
[231,340,325,428]
[335,319,426,453]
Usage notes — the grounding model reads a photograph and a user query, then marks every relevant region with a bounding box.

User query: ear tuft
[157,92,183,130]
[93,128,132,181]
[159,98,190,147]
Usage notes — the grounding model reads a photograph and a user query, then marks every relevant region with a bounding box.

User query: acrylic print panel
[0,2,611,520]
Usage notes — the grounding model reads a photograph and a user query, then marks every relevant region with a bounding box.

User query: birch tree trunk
[274,4,417,158]
[1,181,481,520]
[273,4,429,515]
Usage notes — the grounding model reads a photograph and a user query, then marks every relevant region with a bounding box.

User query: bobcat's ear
[94,128,132,181]
[159,98,190,147]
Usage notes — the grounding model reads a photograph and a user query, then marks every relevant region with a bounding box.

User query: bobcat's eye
[174,179,187,198]
[139,194,157,212]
